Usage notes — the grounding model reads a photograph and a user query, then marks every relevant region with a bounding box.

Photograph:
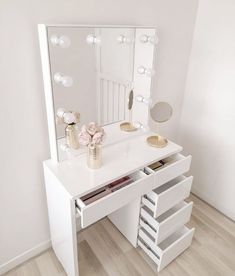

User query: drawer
[139,201,193,244]
[146,154,192,189]
[142,175,193,217]
[76,171,154,228]
[138,226,195,271]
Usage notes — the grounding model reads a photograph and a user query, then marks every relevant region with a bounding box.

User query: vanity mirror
[147,102,173,148]
[38,25,157,161]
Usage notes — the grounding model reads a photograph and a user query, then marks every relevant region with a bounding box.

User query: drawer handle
[138,237,160,259]
[143,194,155,205]
[140,217,157,233]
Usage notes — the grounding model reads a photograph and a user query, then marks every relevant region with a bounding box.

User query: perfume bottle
[65,123,79,149]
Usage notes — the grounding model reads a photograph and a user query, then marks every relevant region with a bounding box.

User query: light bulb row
[50,34,159,47]
[53,65,155,88]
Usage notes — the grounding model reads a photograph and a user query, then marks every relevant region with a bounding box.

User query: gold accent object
[146,135,168,148]
[120,122,137,132]
[87,144,102,169]
[65,124,79,149]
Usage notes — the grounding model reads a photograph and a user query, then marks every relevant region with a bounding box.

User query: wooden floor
[4,194,235,276]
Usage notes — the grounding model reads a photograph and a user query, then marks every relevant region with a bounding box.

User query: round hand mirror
[150,102,173,123]
[128,90,134,110]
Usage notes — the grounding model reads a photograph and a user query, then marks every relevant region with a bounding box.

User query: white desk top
[44,133,182,199]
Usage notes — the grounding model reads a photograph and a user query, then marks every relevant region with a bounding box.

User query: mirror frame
[38,24,157,162]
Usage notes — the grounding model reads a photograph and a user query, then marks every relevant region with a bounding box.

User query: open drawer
[76,171,154,228]
[145,153,192,189]
[138,225,195,271]
[139,201,193,244]
[142,175,193,218]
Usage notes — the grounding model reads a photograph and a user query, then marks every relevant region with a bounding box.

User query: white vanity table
[39,24,194,276]
[43,133,194,275]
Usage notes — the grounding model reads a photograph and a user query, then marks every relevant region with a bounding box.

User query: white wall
[178,0,235,220]
[0,0,198,272]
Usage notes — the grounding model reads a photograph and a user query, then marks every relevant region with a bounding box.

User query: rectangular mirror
[38,25,157,162]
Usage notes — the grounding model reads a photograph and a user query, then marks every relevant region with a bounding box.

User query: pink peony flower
[92,131,105,145]
[86,122,99,136]
[78,123,106,146]
[78,130,91,146]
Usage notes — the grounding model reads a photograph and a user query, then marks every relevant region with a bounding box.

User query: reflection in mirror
[48,27,135,138]
[150,102,173,123]
[119,89,138,132]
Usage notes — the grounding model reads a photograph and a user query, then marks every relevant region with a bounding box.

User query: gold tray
[120,122,137,132]
[146,135,168,148]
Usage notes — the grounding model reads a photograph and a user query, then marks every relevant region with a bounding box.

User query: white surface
[140,201,193,244]
[0,0,198,270]
[178,0,235,220]
[108,197,141,247]
[44,133,188,275]
[142,175,193,217]
[44,165,79,276]
[44,133,182,198]
[138,226,195,271]
[57,121,143,161]
[76,171,153,228]
[150,153,192,188]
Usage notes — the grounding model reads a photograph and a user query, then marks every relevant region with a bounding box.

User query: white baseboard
[0,240,51,275]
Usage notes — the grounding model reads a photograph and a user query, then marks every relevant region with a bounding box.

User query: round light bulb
[63,112,76,124]
[146,68,155,77]
[135,95,144,102]
[117,35,131,44]
[139,34,149,43]
[86,34,101,45]
[137,66,146,75]
[143,97,153,107]
[149,35,159,45]
[133,121,143,129]
[60,143,70,152]
[50,35,71,48]
[57,108,66,118]
[61,76,73,87]
[140,34,159,45]
[58,35,71,48]
[54,72,63,83]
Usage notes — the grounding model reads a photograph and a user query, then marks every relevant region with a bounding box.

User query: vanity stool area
[43,134,194,276]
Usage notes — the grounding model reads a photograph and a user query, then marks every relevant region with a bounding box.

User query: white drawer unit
[142,175,193,218]
[138,226,195,272]
[76,171,154,228]
[139,201,193,244]
[146,154,192,189]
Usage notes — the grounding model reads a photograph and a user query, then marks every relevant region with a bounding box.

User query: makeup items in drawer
[80,176,134,205]
[149,160,165,171]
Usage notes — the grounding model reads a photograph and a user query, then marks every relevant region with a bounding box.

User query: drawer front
[155,176,193,217]
[159,227,194,271]
[76,172,154,228]
[140,201,193,244]
[153,154,192,189]
[156,201,193,243]
[138,226,195,272]
[142,176,193,218]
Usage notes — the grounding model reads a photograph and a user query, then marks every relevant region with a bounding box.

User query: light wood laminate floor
[4,194,235,276]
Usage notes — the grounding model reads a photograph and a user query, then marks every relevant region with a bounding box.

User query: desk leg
[44,165,79,276]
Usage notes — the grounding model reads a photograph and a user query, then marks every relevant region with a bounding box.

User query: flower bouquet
[78,122,106,169]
